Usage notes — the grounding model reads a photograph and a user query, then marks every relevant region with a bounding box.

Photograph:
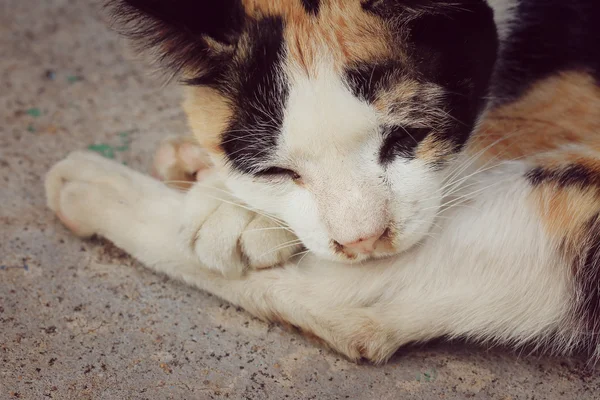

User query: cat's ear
[364,0,497,96]
[406,0,498,142]
[404,1,498,95]
[364,0,497,144]
[107,0,246,83]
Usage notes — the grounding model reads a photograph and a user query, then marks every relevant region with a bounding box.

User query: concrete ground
[1,0,599,399]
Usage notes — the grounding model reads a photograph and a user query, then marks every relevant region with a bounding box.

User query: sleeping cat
[45,0,600,362]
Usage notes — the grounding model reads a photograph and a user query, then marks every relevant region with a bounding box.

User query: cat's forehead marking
[242,0,396,72]
[158,0,497,174]
[213,0,400,173]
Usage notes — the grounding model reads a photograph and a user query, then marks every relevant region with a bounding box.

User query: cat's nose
[341,229,385,254]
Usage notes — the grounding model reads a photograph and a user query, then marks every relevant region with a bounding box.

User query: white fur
[45,152,301,279]
[45,150,572,363]
[486,0,519,42]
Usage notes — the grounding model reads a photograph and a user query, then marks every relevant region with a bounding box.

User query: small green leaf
[27,124,36,133]
[87,144,115,159]
[67,75,83,83]
[26,108,42,117]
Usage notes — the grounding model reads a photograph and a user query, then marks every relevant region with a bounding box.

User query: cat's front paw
[182,180,302,279]
[44,150,171,241]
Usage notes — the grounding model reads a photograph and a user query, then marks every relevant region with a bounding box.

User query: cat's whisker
[437,203,482,214]
[441,129,522,189]
[257,240,305,259]
[161,180,200,193]
[417,179,482,204]
[441,128,525,183]
[438,147,527,200]
[422,179,506,213]
[243,227,296,234]
[251,97,280,128]
[397,125,419,144]
[296,250,312,268]
[434,176,516,214]
[188,186,291,229]
[219,133,273,146]
[290,249,310,258]
[224,141,276,159]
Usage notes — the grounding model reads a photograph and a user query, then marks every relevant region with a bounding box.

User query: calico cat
[45,0,600,362]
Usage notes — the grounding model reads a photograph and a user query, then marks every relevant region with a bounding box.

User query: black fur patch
[492,0,600,104]
[406,1,497,151]
[220,17,289,174]
[300,0,320,15]
[572,213,600,352]
[526,164,599,188]
[109,1,289,174]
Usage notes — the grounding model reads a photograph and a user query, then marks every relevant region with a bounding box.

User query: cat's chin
[302,243,403,265]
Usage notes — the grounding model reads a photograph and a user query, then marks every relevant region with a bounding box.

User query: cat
[45,0,600,363]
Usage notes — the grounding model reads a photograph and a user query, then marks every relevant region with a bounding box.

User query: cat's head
[110,0,497,262]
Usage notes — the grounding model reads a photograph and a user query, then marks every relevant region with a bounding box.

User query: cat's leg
[45,150,191,267]
[44,151,408,362]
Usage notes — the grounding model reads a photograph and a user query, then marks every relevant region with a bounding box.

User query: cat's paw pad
[153,136,213,189]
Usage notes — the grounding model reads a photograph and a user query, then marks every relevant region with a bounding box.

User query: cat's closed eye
[379,126,430,163]
[256,167,302,181]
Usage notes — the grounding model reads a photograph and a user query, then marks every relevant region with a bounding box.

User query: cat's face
[112,0,497,262]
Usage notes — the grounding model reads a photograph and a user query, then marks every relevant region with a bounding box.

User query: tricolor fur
[110,0,497,261]
[44,0,600,362]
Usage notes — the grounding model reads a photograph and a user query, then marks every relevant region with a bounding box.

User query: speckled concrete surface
[1,1,599,399]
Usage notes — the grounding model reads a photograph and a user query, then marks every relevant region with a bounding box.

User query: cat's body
[45,0,600,362]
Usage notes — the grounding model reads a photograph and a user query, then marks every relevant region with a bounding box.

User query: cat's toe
[240,216,304,269]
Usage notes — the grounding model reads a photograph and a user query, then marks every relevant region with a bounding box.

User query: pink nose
[341,231,385,254]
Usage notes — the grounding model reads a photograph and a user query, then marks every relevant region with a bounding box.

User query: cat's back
[471,0,600,161]
[490,0,600,104]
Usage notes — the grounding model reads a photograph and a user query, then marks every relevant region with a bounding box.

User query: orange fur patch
[182,86,233,155]
[449,70,600,271]
[471,71,600,163]
[532,186,599,248]
[415,134,454,164]
[373,79,421,113]
[243,0,395,74]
